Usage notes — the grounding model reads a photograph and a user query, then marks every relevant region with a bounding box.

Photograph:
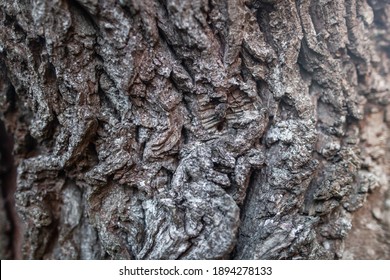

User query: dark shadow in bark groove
[0,120,22,259]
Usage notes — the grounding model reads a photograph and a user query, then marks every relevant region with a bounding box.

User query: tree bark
[1,0,390,259]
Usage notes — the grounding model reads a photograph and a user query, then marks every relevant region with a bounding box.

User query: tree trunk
[1,0,390,260]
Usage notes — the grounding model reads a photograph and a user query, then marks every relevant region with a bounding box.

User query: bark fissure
[0,120,19,259]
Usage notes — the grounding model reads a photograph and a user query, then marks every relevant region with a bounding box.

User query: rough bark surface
[1,0,390,259]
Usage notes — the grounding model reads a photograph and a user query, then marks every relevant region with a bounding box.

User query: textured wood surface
[1,0,390,259]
